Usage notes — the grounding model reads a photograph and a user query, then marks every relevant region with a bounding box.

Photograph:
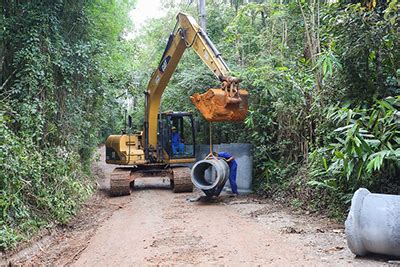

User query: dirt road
[4,147,391,266]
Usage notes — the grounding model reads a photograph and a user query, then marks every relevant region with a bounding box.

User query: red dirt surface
[2,147,391,266]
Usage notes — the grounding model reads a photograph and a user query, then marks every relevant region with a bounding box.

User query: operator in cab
[171,126,184,155]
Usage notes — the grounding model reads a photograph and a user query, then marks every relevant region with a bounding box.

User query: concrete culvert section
[196,143,253,193]
[191,159,230,195]
[345,188,400,257]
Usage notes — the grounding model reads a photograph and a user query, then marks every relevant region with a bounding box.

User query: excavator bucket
[190,88,249,122]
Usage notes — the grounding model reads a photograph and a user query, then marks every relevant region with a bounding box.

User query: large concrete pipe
[196,143,253,193]
[191,159,230,197]
[345,188,400,257]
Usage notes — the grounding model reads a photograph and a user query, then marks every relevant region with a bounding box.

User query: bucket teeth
[190,89,249,122]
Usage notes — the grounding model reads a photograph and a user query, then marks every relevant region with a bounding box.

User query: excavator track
[110,168,133,196]
[171,167,193,193]
[110,167,193,195]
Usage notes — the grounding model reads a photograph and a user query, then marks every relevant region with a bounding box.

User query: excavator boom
[145,13,248,154]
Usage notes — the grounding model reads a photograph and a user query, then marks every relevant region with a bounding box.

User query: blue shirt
[217,152,237,166]
[171,132,181,144]
[218,152,232,159]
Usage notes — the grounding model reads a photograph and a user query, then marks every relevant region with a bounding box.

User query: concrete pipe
[191,159,230,196]
[196,143,253,193]
[345,188,400,257]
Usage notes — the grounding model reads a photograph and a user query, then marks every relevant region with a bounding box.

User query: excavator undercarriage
[109,166,193,196]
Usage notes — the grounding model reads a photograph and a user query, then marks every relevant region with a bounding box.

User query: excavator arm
[144,12,248,159]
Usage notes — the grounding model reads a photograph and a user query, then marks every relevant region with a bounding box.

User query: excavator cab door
[158,112,195,160]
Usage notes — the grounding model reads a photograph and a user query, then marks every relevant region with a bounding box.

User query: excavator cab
[158,112,195,160]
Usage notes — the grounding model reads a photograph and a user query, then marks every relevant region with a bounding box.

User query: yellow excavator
[105,13,248,196]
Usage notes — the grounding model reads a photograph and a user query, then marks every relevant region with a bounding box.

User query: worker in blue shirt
[171,126,184,155]
[216,151,238,195]
[188,151,239,202]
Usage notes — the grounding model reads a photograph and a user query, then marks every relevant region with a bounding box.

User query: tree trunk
[198,0,207,32]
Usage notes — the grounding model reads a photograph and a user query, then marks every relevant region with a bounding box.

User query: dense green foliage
[128,0,399,217]
[1,0,135,250]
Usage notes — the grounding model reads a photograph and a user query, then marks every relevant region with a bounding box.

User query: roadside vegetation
[1,0,399,251]
[1,0,135,250]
